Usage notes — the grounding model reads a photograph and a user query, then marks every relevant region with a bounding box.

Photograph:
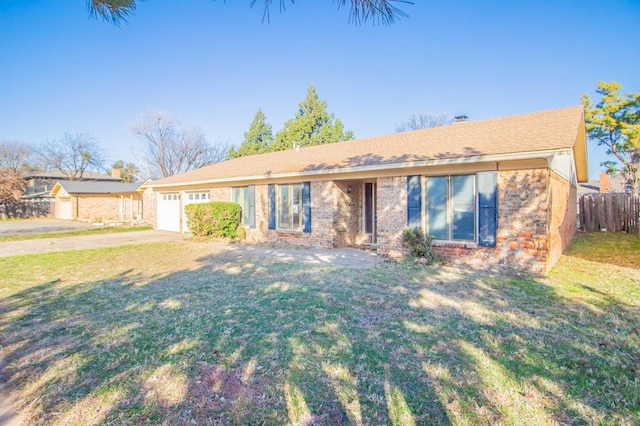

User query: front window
[187,192,210,201]
[232,187,251,225]
[425,175,476,241]
[278,184,302,230]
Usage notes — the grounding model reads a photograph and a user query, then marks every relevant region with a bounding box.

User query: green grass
[0,233,638,424]
[0,224,153,242]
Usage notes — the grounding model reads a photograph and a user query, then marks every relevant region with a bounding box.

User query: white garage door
[157,193,181,232]
[182,191,211,233]
[56,198,72,220]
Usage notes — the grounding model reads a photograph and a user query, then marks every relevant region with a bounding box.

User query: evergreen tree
[583,81,640,194]
[112,160,140,183]
[272,84,354,152]
[229,109,274,159]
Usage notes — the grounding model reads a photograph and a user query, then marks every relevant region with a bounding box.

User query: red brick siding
[332,180,362,247]
[376,176,407,257]
[547,171,576,270]
[72,194,141,222]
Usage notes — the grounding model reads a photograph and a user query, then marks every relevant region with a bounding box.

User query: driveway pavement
[0,218,92,237]
[0,230,185,258]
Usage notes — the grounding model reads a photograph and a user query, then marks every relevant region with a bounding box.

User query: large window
[425,175,476,241]
[278,183,302,230]
[232,187,252,225]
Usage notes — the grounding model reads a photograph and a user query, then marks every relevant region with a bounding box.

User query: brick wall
[141,187,156,227]
[263,181,334,248]
[547,171,577,269]
[428,169,551,272]
[73,194,142,223]
[376,176,407,257]
[244,184,268,244]
[209,188,228,202]
[332,180,361,247]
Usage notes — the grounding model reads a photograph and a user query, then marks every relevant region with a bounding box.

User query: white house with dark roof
[147,106,588,272]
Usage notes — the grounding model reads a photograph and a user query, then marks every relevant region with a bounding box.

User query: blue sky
[1,0,638,180]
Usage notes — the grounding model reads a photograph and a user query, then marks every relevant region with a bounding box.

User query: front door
[363,182,377,243]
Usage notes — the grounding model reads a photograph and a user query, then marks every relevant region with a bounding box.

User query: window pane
[278,185,291,228]
[452,175,475,241]
[241,189,250,225]
[426,177,448,239]
[292,185,301,228]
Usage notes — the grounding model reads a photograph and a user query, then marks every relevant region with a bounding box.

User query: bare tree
[0,140,41,201]
[0,140,38,173]
[87,0,413,26]
[38,132,107,180]
[131,112,229,178]
[395,113,452,133]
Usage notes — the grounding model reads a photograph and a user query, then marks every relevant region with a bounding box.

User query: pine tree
[229,109,274,159]
[272,84,354,152]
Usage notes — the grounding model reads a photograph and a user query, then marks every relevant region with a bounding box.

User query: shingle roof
[151,105,585,187]
[24,170,121,181]
[53,181,142,195]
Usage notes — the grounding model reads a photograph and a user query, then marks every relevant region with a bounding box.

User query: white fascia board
[148,148,572,189]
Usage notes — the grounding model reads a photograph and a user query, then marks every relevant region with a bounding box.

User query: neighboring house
[148,106,588,273]
[23,169,123,200]
[578,173,633,196]
[50,181,145,222]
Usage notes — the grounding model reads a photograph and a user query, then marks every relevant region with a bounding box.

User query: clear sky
[1,0,638,180]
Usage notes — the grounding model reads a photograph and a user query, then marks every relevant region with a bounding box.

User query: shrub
[184,202,241,239]
[401,227,438,264]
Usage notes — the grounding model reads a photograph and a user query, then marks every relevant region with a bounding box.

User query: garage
[156,193,181,232]
[55,197,72,220]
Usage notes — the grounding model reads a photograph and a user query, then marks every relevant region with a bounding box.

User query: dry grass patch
[0,233,638,424]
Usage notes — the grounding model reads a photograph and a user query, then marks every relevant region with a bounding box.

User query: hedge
[184,202,241,239]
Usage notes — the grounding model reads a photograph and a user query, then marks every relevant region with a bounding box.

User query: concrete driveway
[0,230,185,258]
[0,218,93,237]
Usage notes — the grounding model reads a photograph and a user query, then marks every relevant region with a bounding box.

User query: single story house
[23,169,122,199]
[50,181,145,223]
[147,106,588,272]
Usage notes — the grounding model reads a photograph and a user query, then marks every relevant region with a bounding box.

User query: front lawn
[0,232,638,424]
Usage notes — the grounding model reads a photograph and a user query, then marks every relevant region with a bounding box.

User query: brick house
[147,106,588,272]
[50,181,145,223]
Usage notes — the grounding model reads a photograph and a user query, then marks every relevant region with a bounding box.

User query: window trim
[277,183,303,231]
[423,174,477,243]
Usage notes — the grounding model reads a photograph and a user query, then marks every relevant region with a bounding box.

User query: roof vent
[453,115,468,123]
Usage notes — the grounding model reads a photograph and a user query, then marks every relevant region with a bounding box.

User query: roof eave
[148,148,573,189]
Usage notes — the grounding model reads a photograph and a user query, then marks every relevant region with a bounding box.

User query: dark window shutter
[268,184,276,230]
[477,171,497,247]
[302,182,311,233]
[407,175,422,228]
[248,185,256,229]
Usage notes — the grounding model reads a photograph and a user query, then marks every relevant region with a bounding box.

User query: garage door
[182,191,211,233]
[56,198,72,220]
[157,193,181,232]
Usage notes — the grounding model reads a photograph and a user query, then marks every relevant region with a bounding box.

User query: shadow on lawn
[0,251,638,424]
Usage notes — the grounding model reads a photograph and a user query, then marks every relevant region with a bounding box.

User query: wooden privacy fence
[0,200,53,220]
[579,193,640,233]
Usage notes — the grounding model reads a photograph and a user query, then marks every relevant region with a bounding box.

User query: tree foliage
[130,111,229,178]
[272,84,354,152]
[38,132,107,180]
[87,0,413,25]
[111,160,140,183]
[582,81,640,194]
[395,113,451,133]
[228,109,274,159]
